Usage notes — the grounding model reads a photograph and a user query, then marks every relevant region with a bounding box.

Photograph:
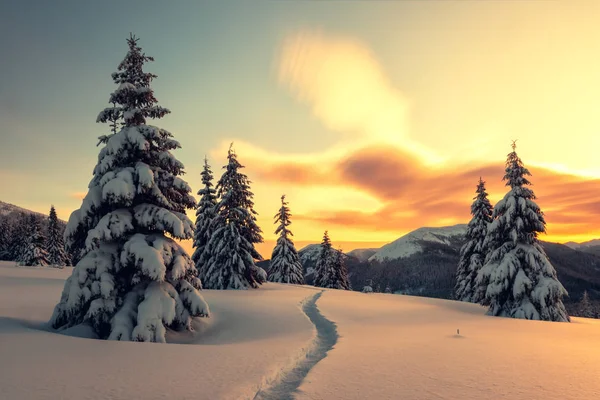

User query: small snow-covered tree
[21,214,49,267]
[579,291,594,318]
[46,205,71,267]
[475,142,569,322]
[384,284,392,294]
[362,285,373,293]
[50,35,209,342]
[268,195,304,284]
[314,230,333,288]
[192,157,218,282]
[454,178,493,302]
[203,145,264,289]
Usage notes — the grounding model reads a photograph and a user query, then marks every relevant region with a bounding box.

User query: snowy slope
[0,262,316,400]
[369,224,467,262]
[296,289,600,400]
[0,201,49,219]
[2,261,600,400]
[298,243,322,264]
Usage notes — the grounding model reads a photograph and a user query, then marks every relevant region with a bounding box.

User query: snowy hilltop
[368,224,468,262]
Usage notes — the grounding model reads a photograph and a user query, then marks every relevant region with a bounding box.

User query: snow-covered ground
[1,261,599,400]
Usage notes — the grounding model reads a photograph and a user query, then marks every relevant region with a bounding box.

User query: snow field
[2,262,599,400]
[296,289,600,400]
[0,262,316,400]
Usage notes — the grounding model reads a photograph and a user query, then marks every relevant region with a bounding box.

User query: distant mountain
[564,239,600,250]
[261,223,600,317]
[368,224,468,262]
[347,248,378,262]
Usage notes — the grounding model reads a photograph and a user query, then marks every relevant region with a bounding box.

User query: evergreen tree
[0,218,11,260]
[21,214,49,266]
[322,247,351,290]
[10,213,30,262]
[203,145,264,289]
[384,284,392,294]
[475,142,569,322]
[314,231,333,287]
[579,291,594,318]
[46,205,71,266]
[454,178,493,302]
[50,35,209,342]
[192,157,218,282]
[268,195,304,284]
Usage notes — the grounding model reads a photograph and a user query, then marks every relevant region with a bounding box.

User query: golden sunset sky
[1,1,600,257]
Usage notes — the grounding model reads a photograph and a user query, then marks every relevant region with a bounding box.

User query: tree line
[0,205,71,267]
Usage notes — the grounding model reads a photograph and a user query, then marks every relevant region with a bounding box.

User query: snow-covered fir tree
[0,218,11,260]
[21,214,49,267]
[324,247,351,290]
[50,35,209,342]
[579,291,594,318]
[475,142,569,322]
[454,178,493,302]
[46,205,71,267]
[384,285,392,294]
[192,157,218,281]
[314,230,333,288]
[202,145,264,289]
[267,195,304,284]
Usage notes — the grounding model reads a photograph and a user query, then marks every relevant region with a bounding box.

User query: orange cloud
[242,145,600,242]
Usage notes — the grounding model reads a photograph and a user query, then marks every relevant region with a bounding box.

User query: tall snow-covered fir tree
[21,214,49,267]
[454,178,493,302]
[314,231,333,288]
[202,145,265,289]
[475,142,569,322]
[192,157,218,282]
[46,205,71,266]
[267,195,304,284]
[50,35,210,342]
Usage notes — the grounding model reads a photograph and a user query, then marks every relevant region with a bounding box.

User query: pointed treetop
[127,33,139,48]
[281,194,286,203]
[504,142,531,189]
[511,139,518,151]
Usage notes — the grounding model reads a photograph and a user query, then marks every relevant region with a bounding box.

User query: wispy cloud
[278,29,440,164]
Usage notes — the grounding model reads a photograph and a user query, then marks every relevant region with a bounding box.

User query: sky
[1,0,600,256]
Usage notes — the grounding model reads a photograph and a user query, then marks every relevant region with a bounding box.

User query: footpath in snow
[254,290,338,400]
[0,262,316,400]
[295,289,600,400]
[2,262,600,400]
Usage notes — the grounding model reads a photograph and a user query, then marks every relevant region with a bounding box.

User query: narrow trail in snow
[253,290,338,400]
